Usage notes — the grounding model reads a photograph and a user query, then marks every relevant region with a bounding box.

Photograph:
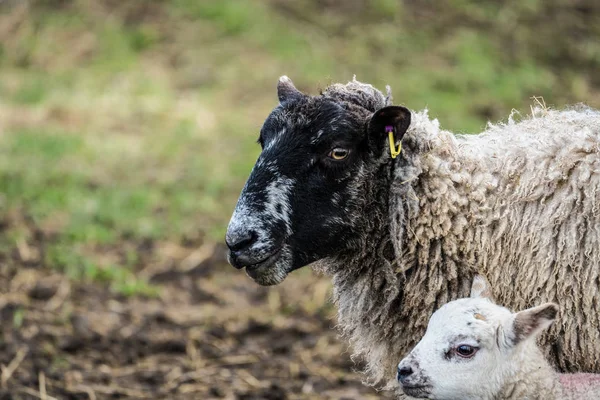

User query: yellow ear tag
[386,125,402,159]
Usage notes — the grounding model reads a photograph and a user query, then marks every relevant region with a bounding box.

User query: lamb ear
[470,275,494,300]
[367,106,411,147]
[277,76,304,103]
[510,303,559,346]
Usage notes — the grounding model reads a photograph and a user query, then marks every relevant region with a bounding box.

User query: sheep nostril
[397,365,414,382]
[226,230,257,253]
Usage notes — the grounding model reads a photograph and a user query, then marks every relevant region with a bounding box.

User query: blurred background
[0,0,598,399]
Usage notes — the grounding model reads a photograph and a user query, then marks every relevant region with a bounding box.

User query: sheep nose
[397,365,414,383]
[226,229,256,252]
[225,229,259,268]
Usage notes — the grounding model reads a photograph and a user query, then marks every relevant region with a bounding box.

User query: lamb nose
[397,366,413,382]
[225,230,257,253]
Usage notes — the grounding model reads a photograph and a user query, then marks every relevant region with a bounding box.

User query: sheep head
[225,76,411,285]
[396,275,558,399]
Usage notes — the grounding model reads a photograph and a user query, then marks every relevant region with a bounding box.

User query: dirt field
[0,234,392,400]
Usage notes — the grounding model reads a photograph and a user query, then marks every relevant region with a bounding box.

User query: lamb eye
[328,148,349,160]
[456,345,477,358]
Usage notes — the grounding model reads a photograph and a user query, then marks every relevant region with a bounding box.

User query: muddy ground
[0,235,393,400]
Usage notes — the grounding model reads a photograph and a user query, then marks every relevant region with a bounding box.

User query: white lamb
[396,276,600,400]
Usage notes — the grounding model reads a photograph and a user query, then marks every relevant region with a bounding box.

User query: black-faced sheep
[397,276,600,400]
[225,76,600,390]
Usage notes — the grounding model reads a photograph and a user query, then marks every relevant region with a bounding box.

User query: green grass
[0,0,598,295]
[12,307,24,329]
[0,124,243,295]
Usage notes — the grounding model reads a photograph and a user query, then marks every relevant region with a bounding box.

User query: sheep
[397,275,600,400]
[225,76,600,391]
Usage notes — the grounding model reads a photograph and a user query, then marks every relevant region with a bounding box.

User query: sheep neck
[496,344,561,399]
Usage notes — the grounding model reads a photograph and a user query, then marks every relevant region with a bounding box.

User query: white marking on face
[266,160,278,174]
[226,158,295,259]
[310,129,324,145]
[227,192,276,254]
[331,192,342,206]
[265,176,295,234]
[264,128,286,152]
[324,216,345,228]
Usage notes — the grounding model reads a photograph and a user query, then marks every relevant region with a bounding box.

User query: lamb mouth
[245,247,283,280]
[401,384,431,398]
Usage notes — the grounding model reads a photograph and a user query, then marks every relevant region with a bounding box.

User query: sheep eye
[328,148,349,160]
[456,345,477,358]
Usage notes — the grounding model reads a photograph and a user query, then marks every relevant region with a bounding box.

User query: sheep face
[397,277,558,399]
[225,76,410,285]
[397,298,514,399]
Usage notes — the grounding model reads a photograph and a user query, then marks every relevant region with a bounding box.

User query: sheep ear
[277,76,303,103]
[470,275,493,300]
[510,303,559,345]
[367,106,411,149]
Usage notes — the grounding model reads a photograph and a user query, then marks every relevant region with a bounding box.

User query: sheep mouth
[245,247,284,281]
[400,384,431,398]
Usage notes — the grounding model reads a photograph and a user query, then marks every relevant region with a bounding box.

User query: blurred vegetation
[0,0,598,294]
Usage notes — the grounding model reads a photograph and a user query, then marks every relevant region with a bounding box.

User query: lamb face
[225,76,410,285]
[397,298,514,400]
[397,277,559,400]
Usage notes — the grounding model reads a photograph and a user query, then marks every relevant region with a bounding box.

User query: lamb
[397,276,600,399]
[225,76,600,391]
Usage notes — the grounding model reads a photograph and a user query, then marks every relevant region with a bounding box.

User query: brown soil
[0,239,393,400]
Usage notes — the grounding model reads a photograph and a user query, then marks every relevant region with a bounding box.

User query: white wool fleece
[322,102,600,394]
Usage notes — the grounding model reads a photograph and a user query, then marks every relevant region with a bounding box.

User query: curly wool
[314,81,600,393]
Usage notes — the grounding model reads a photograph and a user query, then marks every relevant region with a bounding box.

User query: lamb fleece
[557,373,600,399]
[500,372,600,399]
[497,371,600,399]
[313,81,600,391]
